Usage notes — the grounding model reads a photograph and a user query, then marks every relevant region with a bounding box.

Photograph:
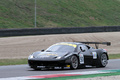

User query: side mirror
[41,49,44,52]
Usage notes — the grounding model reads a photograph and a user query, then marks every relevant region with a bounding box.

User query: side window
[77,45,82,52]
[78,45,88,52]
[86,45,90,49]
[81,45,87,51]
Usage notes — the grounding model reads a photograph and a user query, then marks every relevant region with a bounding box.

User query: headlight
[28,55,34,59]
[56,56,61,59]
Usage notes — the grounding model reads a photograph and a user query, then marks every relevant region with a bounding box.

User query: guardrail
[0,26,120,37]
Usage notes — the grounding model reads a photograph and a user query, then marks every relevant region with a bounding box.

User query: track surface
[0,59,120,78]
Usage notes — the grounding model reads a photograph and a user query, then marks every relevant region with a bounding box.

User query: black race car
[28,42,111,70]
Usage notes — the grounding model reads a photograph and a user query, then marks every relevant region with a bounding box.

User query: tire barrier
[0,26,120,37]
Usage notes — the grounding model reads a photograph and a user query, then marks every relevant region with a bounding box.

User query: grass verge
[109,54,120,59]
[0,58,27,66]
[0,0,120,28]
[0,54,119,66]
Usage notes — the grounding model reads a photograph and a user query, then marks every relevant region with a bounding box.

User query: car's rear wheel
[70,55,78,69]
[97,53,108,67]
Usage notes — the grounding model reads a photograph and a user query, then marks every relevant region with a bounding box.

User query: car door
[77,44,93,65]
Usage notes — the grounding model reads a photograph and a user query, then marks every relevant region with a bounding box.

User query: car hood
[34,51,70,59]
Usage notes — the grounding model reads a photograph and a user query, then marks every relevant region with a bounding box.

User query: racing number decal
[79,54,84,64]
[92,52,97,59]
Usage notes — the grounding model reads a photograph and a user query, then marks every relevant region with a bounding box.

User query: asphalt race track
[0,59,120,78]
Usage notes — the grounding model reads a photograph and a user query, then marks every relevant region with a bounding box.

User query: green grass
[0,58,27,66]
[0,0,120,29]
[109,54,120,59]
[0,54,120,66]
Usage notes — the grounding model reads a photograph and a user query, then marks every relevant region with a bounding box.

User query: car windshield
[45,45,75,52]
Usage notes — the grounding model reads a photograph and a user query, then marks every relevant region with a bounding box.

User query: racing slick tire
[70,55,79,69]
[96,53,108,68]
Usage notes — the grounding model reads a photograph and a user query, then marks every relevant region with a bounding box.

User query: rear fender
[103,52,109,60]
[97,52,109,60]
[102,49,109,60]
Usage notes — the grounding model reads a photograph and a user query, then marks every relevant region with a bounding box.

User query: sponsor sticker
[92,52,97,59]
[79,54,84,64]
[40,53,58,56]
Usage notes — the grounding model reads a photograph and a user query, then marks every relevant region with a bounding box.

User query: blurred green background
[0,0,120,29]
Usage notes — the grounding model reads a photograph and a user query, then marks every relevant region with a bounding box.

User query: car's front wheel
[70,55,79,69]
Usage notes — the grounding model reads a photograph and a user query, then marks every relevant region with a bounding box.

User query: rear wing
[78,42,111,49]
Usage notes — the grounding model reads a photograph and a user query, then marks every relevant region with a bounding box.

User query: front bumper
[28,58,71,67]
